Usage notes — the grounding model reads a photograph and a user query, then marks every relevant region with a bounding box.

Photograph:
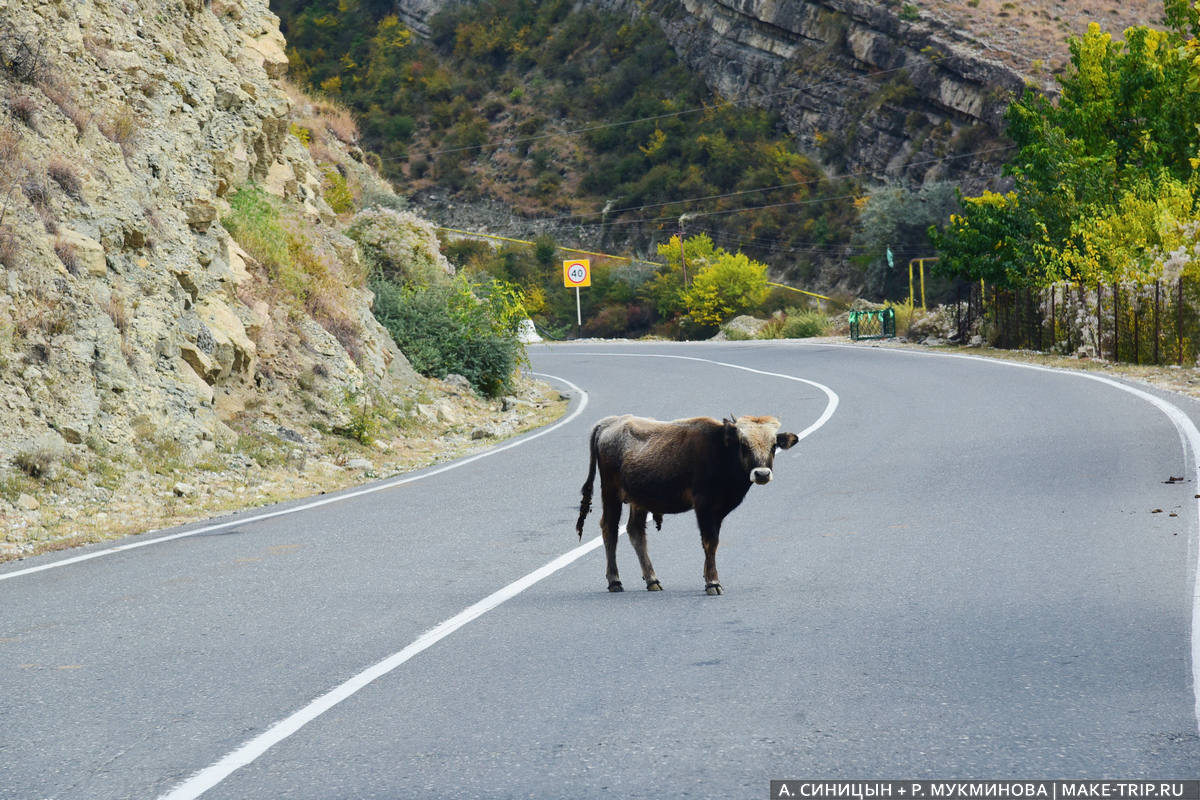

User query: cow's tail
[576,424,601,540]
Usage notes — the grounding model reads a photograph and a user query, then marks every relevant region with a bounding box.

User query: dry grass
[104,292,129,334]
[20,172,49,209]
[53,238,79,274]
[41,81,89,135]
[98,103,138,155]
[8,93,36,127]
[282,78,360,152]
[0,127,19,171]
[918,0,1163,77]
[47,158,82,200]
[316,99,359,145]
[0,224,16,269]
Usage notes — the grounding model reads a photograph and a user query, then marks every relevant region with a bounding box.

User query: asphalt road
[2,341,1198,800]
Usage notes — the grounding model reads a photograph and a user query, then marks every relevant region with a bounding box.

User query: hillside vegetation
[276,0,859,279]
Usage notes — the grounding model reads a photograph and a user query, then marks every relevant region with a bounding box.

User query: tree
[644,233,716,318]
[932,4,1200,287]
[644,234,768,328]
[854,181,959,298]
[683,250,770,327]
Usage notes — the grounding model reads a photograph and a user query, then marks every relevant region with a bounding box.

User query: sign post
[562,258,591,328]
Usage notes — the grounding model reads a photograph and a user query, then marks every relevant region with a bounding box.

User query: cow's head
[723,415,799,485]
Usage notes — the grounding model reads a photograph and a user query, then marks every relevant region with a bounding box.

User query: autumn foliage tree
[648,234,770,331]
[932,2,1200,287]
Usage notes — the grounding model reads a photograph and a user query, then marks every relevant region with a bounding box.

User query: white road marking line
[792,340,1200,737]
[0,372,586,583]
[156,353,840,800]
[577,350,839,442]
[157,533,606,800]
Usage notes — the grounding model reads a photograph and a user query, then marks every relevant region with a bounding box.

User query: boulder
[722,315,770,339]
[52,229,106,277]
[194,297,257,378]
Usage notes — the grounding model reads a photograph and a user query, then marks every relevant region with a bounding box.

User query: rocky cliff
[392,0,1083,189]
[633,0,1027,187]
[0,0,556,556]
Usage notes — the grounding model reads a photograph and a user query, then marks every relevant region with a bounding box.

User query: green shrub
[370,275,525,397]
[759,308,829,339]
[222,185,365,357]
[222,186,289,277]
[349,206,452,287]
[322,167,355,214]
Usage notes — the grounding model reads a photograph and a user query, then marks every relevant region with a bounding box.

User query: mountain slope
[0,0,555,556]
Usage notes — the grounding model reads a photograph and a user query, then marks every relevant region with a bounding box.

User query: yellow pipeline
[908,257,939,310]
[766,282,842,305]
[437,227,659,265]
[439,227,839,304]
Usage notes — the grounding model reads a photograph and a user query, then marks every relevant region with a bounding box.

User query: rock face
[0,0,419,474]
[396,0,1028,188]
[637,0,1025,187]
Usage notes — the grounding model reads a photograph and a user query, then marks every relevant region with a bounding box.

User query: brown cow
[575,414,798,595]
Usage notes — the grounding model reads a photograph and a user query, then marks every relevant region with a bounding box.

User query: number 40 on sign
[563,259,590,326]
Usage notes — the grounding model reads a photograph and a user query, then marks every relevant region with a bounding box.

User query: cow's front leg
[626,505,662,591]
[696,508,723,595]
[599,484,623,592]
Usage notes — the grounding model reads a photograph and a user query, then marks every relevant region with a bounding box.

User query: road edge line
[0,372,588,583]
[792,340,1200,737]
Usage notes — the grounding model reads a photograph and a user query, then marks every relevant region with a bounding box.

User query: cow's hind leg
[696,508,723,595]
[599,478,623,592]
[626,505,662,591]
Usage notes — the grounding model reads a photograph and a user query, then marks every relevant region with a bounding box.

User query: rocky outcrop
[395,0,1026,188]
[633,0,1025,187]
[0,0,421,491]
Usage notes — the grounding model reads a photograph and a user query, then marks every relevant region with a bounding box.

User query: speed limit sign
[562,259,591,287]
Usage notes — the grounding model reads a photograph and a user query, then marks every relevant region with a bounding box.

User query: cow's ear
[777,432,799,450]
[723,417,737,446]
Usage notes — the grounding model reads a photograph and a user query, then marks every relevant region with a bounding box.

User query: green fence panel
[849,308,896,341]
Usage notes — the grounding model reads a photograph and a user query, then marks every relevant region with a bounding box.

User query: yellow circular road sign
[563,259,591,287]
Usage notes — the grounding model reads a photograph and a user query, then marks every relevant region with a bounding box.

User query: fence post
[1180,277,1186,366]
[1112,282,1119,362]
[1154,281,1161,365]
[1035,287,1043,351]
[1051,284,1060,352]
[1133,288,1140,366]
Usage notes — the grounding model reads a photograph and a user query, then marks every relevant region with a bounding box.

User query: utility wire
[541,143,1015,226]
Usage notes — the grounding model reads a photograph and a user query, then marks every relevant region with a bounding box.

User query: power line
[543,143,1014,227]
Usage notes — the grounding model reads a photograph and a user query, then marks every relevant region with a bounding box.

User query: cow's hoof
[646,580,663,591]
[705,583,723,596]
[608,581,624,592]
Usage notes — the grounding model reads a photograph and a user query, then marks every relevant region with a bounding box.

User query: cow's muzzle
[751,467,773,485]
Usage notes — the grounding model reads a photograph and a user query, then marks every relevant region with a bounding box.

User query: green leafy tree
[683,250,770,327]
[932,6,1200,287]
[645,234,717,318]
[853,181,959,298]
[644,233,768,328]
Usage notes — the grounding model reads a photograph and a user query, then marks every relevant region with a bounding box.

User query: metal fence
[850,307,896,341]
[948,278,1199,365]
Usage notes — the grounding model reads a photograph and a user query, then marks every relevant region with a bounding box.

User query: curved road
[1,341,1198,799]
